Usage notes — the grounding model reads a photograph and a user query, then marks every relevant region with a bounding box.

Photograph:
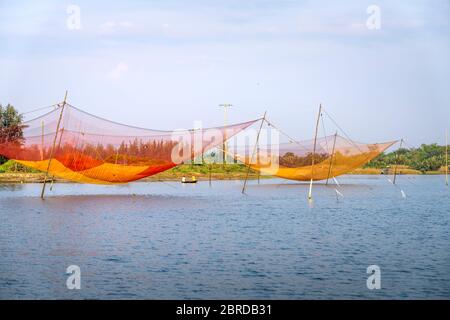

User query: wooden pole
[50,127,65,191]
[209,163,212,187]
[191,133,194,165]
[446,129,448,186]
[224,106,227,164]
[201,142,204,165]
[325,131,338,185]
[393,139,403,185]
[257,145,260,184]
[40,91,68,199]
[242,112,266,194]
[308,104,322,200]
[40,120,44,161]
[219,104,232,165]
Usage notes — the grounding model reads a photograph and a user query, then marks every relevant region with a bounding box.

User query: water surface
[0,175,449,299]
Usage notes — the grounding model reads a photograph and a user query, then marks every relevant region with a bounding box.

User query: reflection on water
[0,184,25,192]
[0,175,449,299]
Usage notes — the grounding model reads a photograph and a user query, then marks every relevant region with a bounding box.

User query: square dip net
[0,103,259,184]
[232,113,397,181]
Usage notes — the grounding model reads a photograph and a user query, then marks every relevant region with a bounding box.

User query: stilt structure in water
[393,139,404,185]
[0,94,259,197]
[325,131,338,185]
[234,105,397,200]
[308,104,322,201]
[0,96,400,199]
[41,90,68,199]
[209,163,212,187]
[242,112,267,194]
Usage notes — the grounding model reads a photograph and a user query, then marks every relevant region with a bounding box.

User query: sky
[0,0,449,146]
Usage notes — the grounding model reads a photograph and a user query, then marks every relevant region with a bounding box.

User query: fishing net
[235,133,396,181]
[0,103,259,184]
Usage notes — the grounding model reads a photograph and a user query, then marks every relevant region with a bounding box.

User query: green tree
[366,144,448,172]
[0,104,24,165]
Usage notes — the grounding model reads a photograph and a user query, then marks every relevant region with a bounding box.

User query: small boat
[181,180,197,184]
[181,176,198,184]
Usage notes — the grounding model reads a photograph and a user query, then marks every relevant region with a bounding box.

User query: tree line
[0,103,24,165]
[365,144,448,172]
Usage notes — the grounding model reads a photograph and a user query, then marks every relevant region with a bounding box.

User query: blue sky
[0,0,449,146]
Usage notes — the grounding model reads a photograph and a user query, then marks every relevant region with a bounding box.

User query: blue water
[0,175,449,299]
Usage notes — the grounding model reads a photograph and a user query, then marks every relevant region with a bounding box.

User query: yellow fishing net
[235,134,396,181]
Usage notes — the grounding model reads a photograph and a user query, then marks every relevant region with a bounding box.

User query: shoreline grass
[0,163,446,183]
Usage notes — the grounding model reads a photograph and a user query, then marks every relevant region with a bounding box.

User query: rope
[263,118,310,153]
[68,103,261,134]
[400,139,415,150]
[20,104,60,116]
[320,112,330,153]
[321,108,365,154]
[243,115,266,193]
[261,117,325,181]
[322,107,400,171]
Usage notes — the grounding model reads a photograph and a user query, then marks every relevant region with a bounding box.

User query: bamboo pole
[219,104,232,165]
[257,145,260,184]
[242,112,266,194]
[224,106,227,164]
[40,91,68,199]
[308,104,322,200]
[325,131,338,185]
[393,139,403,185]
[50,127,65,191]
[209,163,212,187]
[40,121,44,161]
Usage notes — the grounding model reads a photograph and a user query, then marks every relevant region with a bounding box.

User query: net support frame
[40,91,68,199]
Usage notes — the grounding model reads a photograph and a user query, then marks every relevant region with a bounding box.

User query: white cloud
[100,20,133,33]
[108,62,129,80]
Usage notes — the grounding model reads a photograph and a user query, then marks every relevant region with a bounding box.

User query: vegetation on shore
[0,159,447,183]
[365,144,448,173]
[0,103,24,165]
[0,162,262,183]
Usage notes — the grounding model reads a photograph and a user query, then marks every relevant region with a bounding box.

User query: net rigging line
[262,118,311,153]
[392,138,433,187]
[320,111,330,153]
[321,107,403,194]
[66,103,261,137]
[319,112,343,189]
[388,138,422,187]
[19,103,60,116]
[2,101,259,186]
[67,103,178,133]
[321,107,365,154]
[322,106,402,169]
[259,117,313,181]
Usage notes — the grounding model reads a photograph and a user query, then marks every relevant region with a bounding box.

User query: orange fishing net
[235,134,396,181]
[0,104,258,184]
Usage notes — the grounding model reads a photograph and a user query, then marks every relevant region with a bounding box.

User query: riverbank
[0,172,263,183]
[0,164,262,183]
[0,164,446,183]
